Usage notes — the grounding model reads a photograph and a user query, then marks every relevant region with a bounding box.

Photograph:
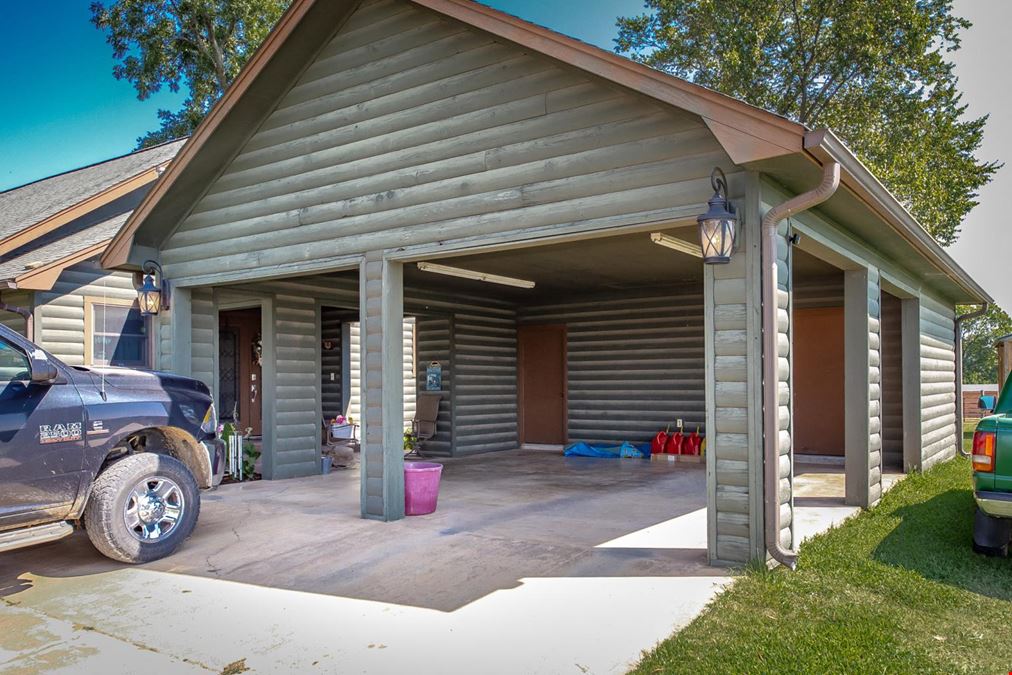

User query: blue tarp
[563,441,650,459]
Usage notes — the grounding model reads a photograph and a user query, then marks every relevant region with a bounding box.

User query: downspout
[0,302,33,340]
[954,302,989,458]
[762,160,840,569]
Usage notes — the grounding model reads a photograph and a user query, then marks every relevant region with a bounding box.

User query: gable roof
[0,139,184,289]
[100,0,989,305]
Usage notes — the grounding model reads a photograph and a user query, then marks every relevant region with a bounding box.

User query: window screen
[91,303,149,368]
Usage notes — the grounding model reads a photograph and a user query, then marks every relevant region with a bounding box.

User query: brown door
[219,308,263,436]
[794,306,844,455]
[518,324,567,444]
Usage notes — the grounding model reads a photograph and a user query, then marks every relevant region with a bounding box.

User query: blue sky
[0,0,641,192]
[0,3,187,191]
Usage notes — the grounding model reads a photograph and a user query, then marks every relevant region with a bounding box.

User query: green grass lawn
[633,456,1012,674]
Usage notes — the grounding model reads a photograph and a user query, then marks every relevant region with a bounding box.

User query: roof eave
[804,128,991,305]
[15,241,113,292]
[0,162,166,258]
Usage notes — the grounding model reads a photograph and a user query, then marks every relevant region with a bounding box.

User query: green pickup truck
[971,388,1012,557]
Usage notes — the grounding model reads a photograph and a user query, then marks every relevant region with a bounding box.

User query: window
[0,339,30,382]
[85,298,149,368]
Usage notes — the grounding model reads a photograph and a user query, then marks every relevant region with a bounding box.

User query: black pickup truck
[0,323,223,563]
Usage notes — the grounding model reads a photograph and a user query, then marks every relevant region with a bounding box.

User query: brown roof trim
[1,164,165,257]
[14,241,113,291]
[805,129,991,304]
[101,0,325,268]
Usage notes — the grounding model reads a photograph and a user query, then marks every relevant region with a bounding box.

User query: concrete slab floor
[793,462,904,543]
[0,450,901,674]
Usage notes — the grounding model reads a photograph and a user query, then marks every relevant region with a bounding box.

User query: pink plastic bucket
[404,462,443,516]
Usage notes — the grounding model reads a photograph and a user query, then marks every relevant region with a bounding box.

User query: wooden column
[359,253,405,521]
[705,171,764,565]
[844,267,882,507]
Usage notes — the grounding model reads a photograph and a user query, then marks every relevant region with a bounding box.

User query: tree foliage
[616,0,999,246]
[91,0,290,148]
[960,304,1012,385]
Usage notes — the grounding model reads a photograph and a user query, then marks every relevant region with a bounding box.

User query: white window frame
[83,296,151,368]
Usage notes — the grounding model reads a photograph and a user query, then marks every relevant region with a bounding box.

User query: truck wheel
[83,453,200,564]
[972,507,1010,557]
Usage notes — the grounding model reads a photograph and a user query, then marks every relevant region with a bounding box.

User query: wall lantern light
[136,260,169,316]
[698,167,737,264]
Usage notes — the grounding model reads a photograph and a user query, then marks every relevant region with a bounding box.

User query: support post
[360,252,405,521]
[844,267,882,507]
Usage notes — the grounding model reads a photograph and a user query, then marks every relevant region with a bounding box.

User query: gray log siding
[415,315,453,456]
[158,311,173,372]
[321,307,344,420]
[269,293,321,479]
[919,293,957,469]
[776,212,794,551]
[158,0,727,282]
[190,289,216,391]
[34,262,138,365]
[868,273,884,506]
[0,290,31,335]
[360,254,405,520]
[705,172,761,565]
[347,319,416,430]
[793,276,843,309]
[844,268,883,508]
[880,293,904,468]
[519,291,705,445]
[452,311,519,455]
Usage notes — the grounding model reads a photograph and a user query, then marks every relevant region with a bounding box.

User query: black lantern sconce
[698,167,738,264]
[136,260,169,316]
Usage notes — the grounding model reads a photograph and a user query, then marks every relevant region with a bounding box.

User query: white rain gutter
[762,157,840,570]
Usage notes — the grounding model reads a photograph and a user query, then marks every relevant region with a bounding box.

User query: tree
[91,0,290,148]
[960,304,1012,385]
[615,0,999,246]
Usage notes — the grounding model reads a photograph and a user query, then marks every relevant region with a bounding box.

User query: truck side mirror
[29,356,58,384]
[978,395,996,413]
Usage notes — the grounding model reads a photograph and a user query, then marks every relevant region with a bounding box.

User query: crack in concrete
[1,597,218,672]
[203,501,253,575]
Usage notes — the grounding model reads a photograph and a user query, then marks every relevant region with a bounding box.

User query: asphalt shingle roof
[0,139,185,242]
[0,139,185,283]
[0,213,128,281]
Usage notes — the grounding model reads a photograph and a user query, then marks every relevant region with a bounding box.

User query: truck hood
[75,366,211,397]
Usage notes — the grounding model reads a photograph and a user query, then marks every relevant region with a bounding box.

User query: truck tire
[83,453,200,564]
[972,507,1010,557]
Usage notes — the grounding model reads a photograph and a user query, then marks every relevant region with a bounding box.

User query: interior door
[794,306,845,455]
[518,324,567,444]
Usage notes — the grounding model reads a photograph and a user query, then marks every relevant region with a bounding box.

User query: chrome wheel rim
[123,476,185,542]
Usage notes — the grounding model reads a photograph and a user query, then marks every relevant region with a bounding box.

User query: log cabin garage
[102,0,990,566]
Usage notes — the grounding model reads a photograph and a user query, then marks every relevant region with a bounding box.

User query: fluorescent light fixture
[416,262,535,289]
[650,232,702,258]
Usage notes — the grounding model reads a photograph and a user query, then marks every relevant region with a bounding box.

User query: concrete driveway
[0,450,880,674]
